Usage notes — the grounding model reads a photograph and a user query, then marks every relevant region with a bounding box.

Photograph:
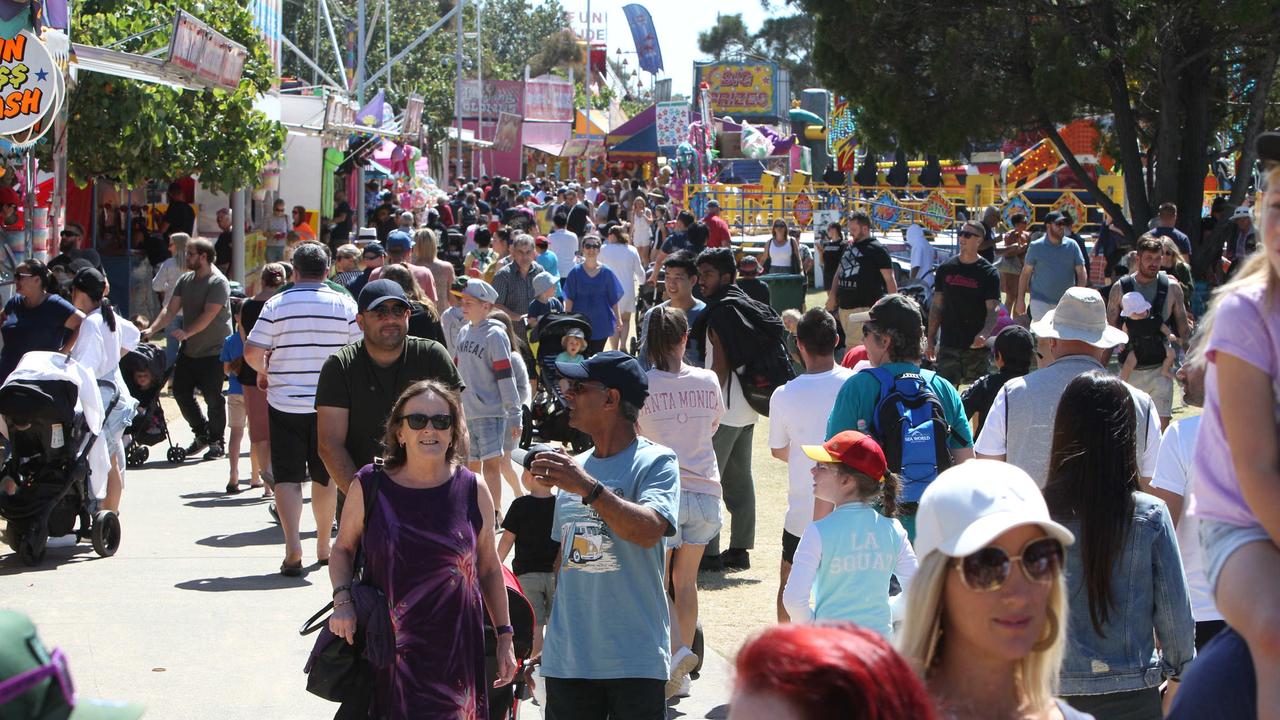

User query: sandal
[224,483,241,495]
[280,559,304,577]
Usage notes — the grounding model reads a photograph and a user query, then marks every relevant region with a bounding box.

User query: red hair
[733,623,937,720]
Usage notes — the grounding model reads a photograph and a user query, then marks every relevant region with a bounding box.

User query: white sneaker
[665,647,698,699]
[675,675,692,698]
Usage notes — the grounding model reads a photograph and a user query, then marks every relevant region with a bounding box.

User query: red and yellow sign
[918,191,954,233]
[696,62,776,117]
[0,31,56,135]
[792,193,813,227]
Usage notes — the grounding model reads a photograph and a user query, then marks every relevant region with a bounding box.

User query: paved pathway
[1,401,731,719]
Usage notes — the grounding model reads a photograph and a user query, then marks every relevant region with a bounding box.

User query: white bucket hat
[1030,287,1128,348]
[914,460,1075,559]
[1119,291,1152,319]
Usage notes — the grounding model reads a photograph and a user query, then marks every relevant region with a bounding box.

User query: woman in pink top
[636,305,724,698]
[1189,164,1280,719]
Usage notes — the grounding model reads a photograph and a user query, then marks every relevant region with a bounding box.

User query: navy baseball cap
[357,279,409,313]
[385,229,414,252]
[555,350,649,407]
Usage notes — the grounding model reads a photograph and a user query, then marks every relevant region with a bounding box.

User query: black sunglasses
[583,243,601,249]
[954,537,1064,591]
[59,231,80,238]
[957,230,982,239]
[400,413,454,431]
[369,303,410,319]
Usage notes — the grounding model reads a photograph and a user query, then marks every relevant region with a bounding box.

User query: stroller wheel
[17,533,46,566]
[91,510,121,557]
[126,445,149,468]
[167,446,187,464]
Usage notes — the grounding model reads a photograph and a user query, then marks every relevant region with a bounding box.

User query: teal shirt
[813,503,910,636]
[543,438,680,681]
[826,362,974,448]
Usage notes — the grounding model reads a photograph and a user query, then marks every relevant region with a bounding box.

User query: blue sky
[560,0,775,97]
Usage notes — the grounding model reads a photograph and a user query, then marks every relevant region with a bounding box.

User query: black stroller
[526,312,595,453]
[120,343,186,466]
[0,355,122,566]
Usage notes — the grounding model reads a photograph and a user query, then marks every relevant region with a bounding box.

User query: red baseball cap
[802,430,888,479]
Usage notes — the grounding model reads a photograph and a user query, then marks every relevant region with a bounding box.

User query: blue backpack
[864,367,953,503]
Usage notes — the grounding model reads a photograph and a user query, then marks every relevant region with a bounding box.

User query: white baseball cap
[1120,291,1152,319]
[913,460,1075,559]
[461,278,498,303]
[1030,287,1128,349]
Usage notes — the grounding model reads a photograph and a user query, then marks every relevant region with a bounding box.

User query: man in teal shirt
[826,294,974,536]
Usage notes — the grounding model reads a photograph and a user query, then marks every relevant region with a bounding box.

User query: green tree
[67,0,284,192]
[697,13,755,61]
[800,0,1280,254]
[696,9,817,100]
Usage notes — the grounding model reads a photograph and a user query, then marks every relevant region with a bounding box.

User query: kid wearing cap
[780,430,918,637]
[556,327,587,365]
[454,278,523,508]
[440,277,468,355]
[1118,290,1176,381]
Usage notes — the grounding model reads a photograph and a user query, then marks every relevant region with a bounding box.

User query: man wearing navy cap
[530,351,680,718]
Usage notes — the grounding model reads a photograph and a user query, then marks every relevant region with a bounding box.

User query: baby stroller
[0,353,121,566]
[120,343,186,466]
[527,312,594,453]
[485,566,536,720]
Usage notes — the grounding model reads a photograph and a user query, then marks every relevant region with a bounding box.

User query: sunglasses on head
[954,536,1064,591]
[0,647,75,706]
[14,271,35,279]
[400,413,454,431]
[957,230,982,239]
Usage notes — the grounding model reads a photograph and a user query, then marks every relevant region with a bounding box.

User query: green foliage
[696,10,817,99]
[68,0,285,192]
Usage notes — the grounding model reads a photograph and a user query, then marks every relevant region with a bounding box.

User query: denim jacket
[1059,492,1196,695]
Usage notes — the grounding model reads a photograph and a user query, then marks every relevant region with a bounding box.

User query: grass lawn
[695,287,1197,660]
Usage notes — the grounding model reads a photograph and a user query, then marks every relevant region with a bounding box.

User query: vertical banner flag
[622,4,663,74]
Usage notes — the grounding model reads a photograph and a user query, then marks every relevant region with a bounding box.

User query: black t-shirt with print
[835,238,893,309]
[934,256,1001,348]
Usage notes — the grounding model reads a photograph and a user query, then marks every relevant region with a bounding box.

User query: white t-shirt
[637,365,724,496]
[705,339,757,428]
[600,243,646,308]
[906,224,935,289]
[70,310,121,382]
[547,229,579,269]
[767,366,856,536]
[584,187,601,204]
[768,240,793,270]
[1151,415,1221,622]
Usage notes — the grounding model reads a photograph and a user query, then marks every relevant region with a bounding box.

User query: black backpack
[710,296,795,417]
[1119,274,1171,367]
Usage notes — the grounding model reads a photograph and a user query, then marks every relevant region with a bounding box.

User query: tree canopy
[696,10,817,97]
[799,0,1280,248]
[67,0,285,192]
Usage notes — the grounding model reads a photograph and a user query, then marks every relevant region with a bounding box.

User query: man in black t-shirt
[214,208,233,276]
[928,221,1002,386]
[563,188,592,238]
[160,182,196,242]
[825,211,897,346]
[315,279,462,495]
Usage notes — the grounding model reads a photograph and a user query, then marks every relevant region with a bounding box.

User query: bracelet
[333,598,353,609]
[495,624,514,636]
[332,584,351,597]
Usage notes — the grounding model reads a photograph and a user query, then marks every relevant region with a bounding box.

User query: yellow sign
[697,62,775,117]
[966,174,995,209]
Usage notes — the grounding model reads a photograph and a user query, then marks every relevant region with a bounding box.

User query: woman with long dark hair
[760,218,803,276]
[0,258,83,382]
[1043,371,1193,718]
[820,221,845,290]
[328,380,515,718]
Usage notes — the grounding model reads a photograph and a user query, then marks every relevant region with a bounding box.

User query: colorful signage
[167,10,248,92]
[458,79,523,120]
[694,61,777,118]
[524,76,574,123]
[0,31,57,136]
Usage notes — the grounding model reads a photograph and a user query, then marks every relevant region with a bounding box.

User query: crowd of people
[5,132,1280,720]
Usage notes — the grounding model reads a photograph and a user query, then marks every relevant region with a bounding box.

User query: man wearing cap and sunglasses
[975,286,1163,488]
[523,351,680,720]
[1014,211,1087,322]
[927,220,1001,386]
[316,279,461,500]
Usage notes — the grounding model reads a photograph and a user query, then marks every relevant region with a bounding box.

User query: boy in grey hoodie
[454,278,523,508]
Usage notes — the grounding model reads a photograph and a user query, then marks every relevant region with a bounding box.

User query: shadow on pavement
[184,496,272,509]
[0,545,100,575]
[196,527,316,548]
[175,572,314,592]
[695,575,762,591]
[664,703,729,719]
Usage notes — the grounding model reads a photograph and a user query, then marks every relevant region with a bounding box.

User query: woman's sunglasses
[954,537,1063,591]
[400,413,453,431]
[957,230,983,239]
[583,243,601,250]
[0,647,75,706]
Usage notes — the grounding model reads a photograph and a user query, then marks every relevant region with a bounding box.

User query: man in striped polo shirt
[245,243,362,577]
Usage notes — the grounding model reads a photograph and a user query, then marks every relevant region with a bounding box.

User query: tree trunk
[1154,39,1185,206]
[1229,45,1280,208]
[1102,57,1153,234]
[1040,120,1131,238]
[1177,45,1212,267]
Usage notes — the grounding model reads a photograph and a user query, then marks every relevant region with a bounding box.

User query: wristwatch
[582,481,605,505]
[495,624,514,636]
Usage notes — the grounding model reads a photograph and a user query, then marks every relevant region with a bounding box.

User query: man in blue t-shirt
[1015,211,1086,321]
[527,351,679,718]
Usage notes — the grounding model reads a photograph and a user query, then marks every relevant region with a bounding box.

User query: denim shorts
[1201,519,1273,595]
[502,416,521,454]
[468,416,506,462]
[667,490,722,548]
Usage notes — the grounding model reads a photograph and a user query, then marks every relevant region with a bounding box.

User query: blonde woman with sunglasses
[898,460,1090,720]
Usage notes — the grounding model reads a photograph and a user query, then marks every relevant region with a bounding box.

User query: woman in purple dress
[328,380,516,719]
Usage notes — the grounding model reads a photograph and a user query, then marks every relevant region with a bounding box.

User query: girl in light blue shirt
[782,430,918,637]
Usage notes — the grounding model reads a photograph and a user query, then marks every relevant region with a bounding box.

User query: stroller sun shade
[0,379,78,427]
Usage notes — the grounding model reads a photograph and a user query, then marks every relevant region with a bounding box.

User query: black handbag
[300,470,384,704]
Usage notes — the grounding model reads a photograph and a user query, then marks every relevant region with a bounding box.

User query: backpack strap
[1119,275,1136,295]
[1153,273,1170,322]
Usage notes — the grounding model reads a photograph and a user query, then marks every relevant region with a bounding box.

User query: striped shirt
[246,282,361,414]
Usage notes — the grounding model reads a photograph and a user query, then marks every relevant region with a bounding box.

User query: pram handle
[299,601,334,636]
